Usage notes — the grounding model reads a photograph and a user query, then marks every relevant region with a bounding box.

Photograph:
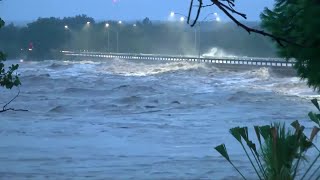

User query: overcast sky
[0,0,274,22]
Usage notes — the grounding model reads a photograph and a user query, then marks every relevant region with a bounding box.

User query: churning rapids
[0,58,319,179]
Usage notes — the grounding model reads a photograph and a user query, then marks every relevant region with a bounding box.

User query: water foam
[18,59,319,99]
[246,67,271,80]
[270,77,320,99]
[241,68,320,99]
[98,59,208,76]
[202,47,236,58]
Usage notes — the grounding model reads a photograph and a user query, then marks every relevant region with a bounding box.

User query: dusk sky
[1,0,274,22]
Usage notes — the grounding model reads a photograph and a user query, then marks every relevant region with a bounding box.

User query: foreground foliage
[0,18,20,89]
[261,0,320,91]
[215,99,320,180]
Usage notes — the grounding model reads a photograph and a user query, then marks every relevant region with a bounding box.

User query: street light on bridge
[169,11,188,19]
[169,11,196,56]
[104,22,121,53]
[105,23,110,52]
[169,11,221,58]
[170,11,175,17]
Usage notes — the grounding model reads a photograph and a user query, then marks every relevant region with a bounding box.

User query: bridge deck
[62,51,294,67]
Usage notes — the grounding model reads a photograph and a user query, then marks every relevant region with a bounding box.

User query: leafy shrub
[215,99,320,180]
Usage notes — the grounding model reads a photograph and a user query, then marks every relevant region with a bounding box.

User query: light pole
[117,21,122,53]
[116,31,119,53]
[84,21,91,52]
[105,23,110,52]
[197,13,221,58]
[170,12,197,57]
[170,11,221,58]
[105,22,121,53]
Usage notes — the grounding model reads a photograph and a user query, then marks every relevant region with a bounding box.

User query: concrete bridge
[62,51,295,67]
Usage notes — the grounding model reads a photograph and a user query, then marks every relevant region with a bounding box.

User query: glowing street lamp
[212,12,221,22]
[86,21,91,25]
[105,23,110,28]
[133,24,137,27]
[170,11,175,17]
[64,25,69,29]
[169,11,188,22]
[118,21,122,24]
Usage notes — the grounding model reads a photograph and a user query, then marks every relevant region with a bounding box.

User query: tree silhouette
[0,17,23,112]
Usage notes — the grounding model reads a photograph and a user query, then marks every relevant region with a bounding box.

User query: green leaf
[247,140,259,157]
[254,126,262,147]
[310,126,320,141]
[239,127,249,142]
[311,99,320,111]
[308,112,320,126]
[0,18,4,28]
[291,120,301,130]
[259,125,271,140]
[214,144,230,161]
[230,127,242,143]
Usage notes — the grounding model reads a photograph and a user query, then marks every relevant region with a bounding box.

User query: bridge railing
[62,51,295,67]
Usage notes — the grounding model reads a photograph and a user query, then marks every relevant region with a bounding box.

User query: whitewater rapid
[0,59,318,179]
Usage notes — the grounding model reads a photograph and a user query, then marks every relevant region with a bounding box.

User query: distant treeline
[0,15,278,59]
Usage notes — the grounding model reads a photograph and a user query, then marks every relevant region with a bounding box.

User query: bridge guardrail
[61,51,295,67]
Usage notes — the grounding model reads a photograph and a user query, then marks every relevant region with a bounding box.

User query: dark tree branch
[187,0,194,24]
[0,88,28,113]
[219,1,247,19]
[212,0,290,46]
[188,0,305,47]
[201,3,214,8]
[213,0,299,46]
[0,108,28,113]
[221,0,234,6]
[227,1,235,8]
[190,0,203,27]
